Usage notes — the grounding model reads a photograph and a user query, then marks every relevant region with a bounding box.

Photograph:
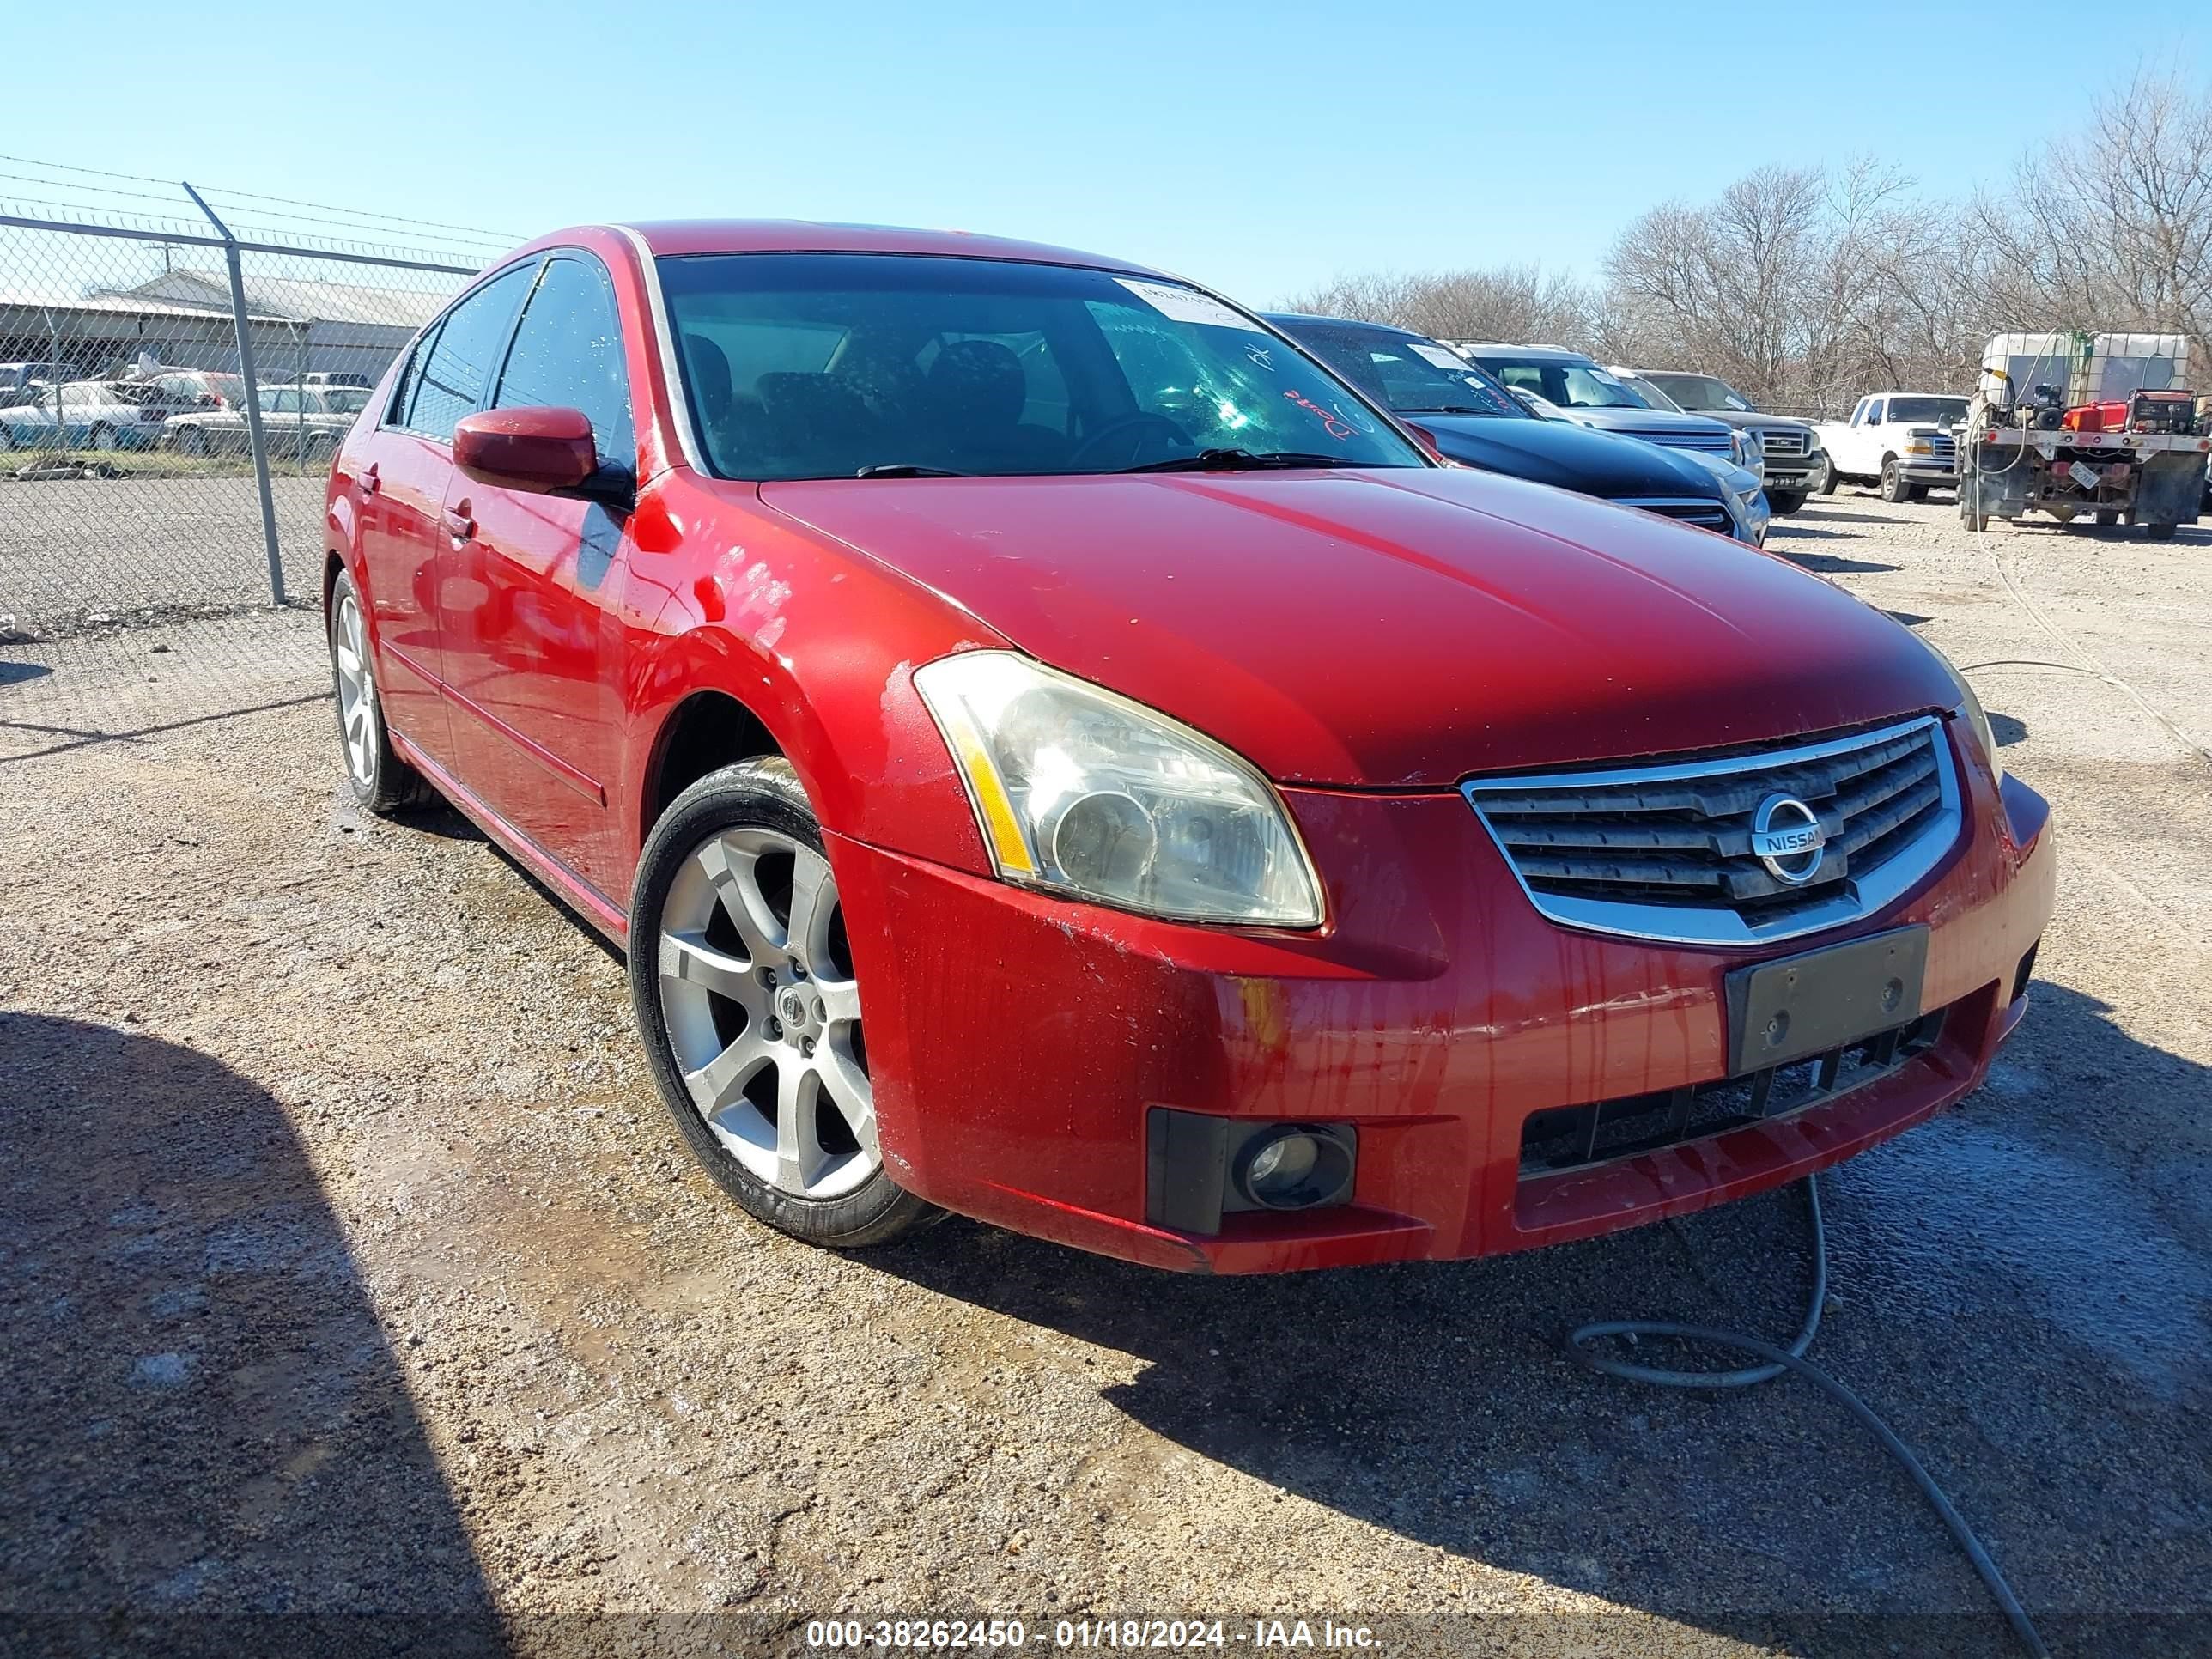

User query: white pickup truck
[1814,393,1970,502]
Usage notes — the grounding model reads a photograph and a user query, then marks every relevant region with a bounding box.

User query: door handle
[444,501,476,544]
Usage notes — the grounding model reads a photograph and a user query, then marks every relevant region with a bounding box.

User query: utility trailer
[1959,331,2209,540]
[1959,423,2209,539]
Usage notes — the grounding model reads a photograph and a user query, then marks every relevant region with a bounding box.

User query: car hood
[1412,414,1726,499]
[1688,410,1816,436]
[1568,407,1735,439]
[757,468,1954,787]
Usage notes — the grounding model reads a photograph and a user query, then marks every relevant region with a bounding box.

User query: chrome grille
[1929,433,1957,464]
[1622,425,1735,455]
[1758,427,1809,459]
[1462,716,1962,945]
[1620,496,1733,533]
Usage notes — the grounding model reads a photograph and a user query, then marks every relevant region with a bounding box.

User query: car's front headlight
[1732,428,1765,470]
[915,651,1324,926]
[1922,640,2003,785]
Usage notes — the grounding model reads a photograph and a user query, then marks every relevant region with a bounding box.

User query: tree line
[1279,70,2212,417]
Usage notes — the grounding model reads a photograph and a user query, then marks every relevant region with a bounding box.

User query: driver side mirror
[453,406,599,495]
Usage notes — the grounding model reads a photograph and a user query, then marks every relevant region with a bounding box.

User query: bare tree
[1966,68,2212,343]
[1274,68,2212,418]
[1278,264,1594,348]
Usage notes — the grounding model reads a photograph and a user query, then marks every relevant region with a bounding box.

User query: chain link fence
[1,193,479,645]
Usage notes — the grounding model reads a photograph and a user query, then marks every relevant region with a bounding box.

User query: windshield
[1278,322,1526,420]
[1888,396,1969,425]
[1648,373,1753,412]
[1611,374,1683,412]
[659,253,1425,480]
[324,388,370,414]
[1474,356,1644,410]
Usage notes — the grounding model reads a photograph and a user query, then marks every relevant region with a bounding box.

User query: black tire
[1880,459,1911,503]
[88,422,115,453]
[629,757,937,1250]
[1907,483,1929,501]
[1767,489,1808,515]
[2095,510,2119,526]
[1815,456,1838,495]
[176,425,207,457]
[2146,523,2178,542]
[327,568,435,814]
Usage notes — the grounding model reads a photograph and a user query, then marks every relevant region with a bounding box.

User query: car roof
[1462,343,1591,362]
[1262,311,1413,335]
[586,219,1168,279]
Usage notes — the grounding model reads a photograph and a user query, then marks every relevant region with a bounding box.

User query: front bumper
[1899,459,1957,483]
[834,747,2053,1273]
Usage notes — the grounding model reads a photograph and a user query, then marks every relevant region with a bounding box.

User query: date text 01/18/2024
[804,1619,1382,1650]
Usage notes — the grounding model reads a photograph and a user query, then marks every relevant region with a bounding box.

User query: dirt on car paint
[1,499,2207,1656]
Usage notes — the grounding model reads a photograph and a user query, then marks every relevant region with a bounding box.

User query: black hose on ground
[1564,1176,2050,1658]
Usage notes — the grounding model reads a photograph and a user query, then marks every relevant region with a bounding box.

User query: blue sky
[8,1,2206,301]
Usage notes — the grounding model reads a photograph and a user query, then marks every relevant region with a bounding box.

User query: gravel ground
[2,493,2208,1659]
[0,473,328,635]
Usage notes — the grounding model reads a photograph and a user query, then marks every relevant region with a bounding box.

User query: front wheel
[1814,456,1838,495]
[88,422,116,453]
[629,757,936,1250]
[1880,459,1911,503]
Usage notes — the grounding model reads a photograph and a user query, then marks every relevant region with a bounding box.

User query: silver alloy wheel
[332,592,377,785]
[656,827,877,1200]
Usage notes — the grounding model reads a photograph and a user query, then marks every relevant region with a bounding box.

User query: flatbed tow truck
[1959,331,2209,540]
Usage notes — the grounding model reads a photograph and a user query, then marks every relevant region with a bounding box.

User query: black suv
[1620,369,1824,514]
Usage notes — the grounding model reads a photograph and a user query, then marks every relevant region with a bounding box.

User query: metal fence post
[182,180,286,606]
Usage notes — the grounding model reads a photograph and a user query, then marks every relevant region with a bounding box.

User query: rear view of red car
[321,222,2053,1273]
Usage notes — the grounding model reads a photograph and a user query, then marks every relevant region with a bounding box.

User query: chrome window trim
[610,223,707,474]
[1461,714,1962,947]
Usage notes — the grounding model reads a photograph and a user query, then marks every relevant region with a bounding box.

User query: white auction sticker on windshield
[1115,278,1265,331]
[1408,343,1467,369]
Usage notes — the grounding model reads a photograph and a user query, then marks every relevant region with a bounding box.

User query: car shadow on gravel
[871,982,2210,1656]
[1771,548,1902,574]
[0,1014,507,1658]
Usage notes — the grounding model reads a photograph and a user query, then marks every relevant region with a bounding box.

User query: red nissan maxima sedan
[321,221,2053,1273]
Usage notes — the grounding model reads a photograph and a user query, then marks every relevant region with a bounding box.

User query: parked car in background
[0,379,183,451]
[302,370,374,389]
[0,361,76,404]
[1459,343,1758,471]
[165,382,371,458]
[324,219,2051,1274]
[1269,313,1767,544]
[1613,368,1824,514]
[146,368,248,411]
[1815,394,1969,501]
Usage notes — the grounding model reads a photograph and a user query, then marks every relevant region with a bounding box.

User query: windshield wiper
[1395,404,1492,416]
[1118,447,1380,474]
[854,463,971,478]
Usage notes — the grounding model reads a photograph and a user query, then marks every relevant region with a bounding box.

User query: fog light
[1235,1126,1354,1211]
